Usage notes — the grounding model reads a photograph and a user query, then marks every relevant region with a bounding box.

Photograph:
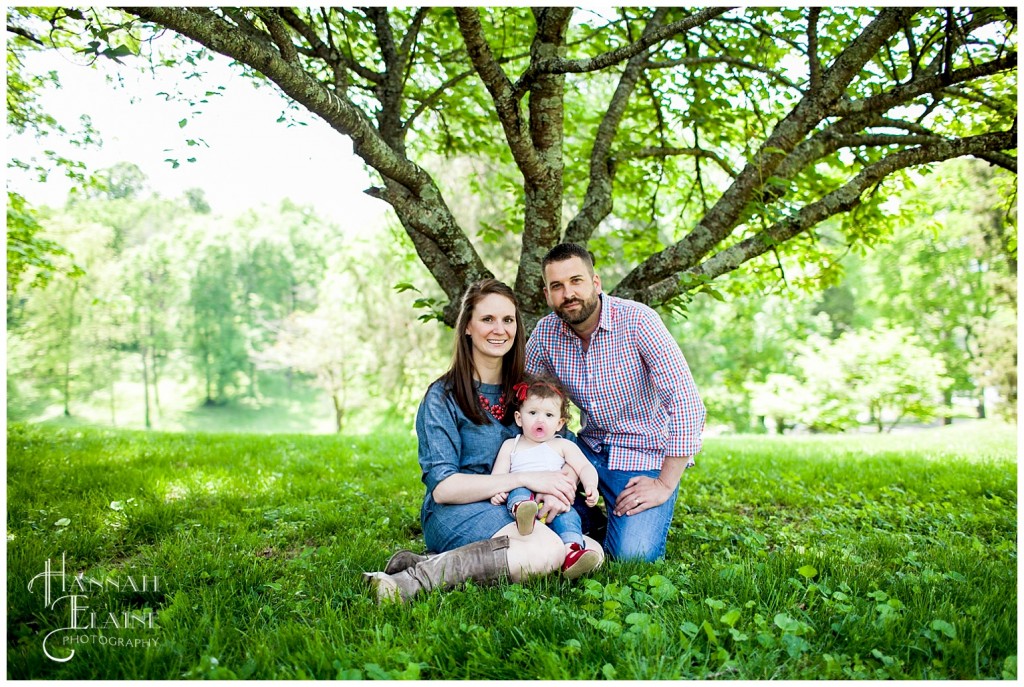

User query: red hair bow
[513,382,529,402]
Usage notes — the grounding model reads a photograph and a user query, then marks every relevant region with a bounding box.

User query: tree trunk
[61,281,79,417]
[149,317,162,414]
[332,393,344,433]
[109,374,116,426]
[142,346,151,429]
[204,352,213,405]
[943,388,954,425]
[152,353,162,415]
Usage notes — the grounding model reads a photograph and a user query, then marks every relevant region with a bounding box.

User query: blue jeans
[572,440,679,562]
[507,486,584,547]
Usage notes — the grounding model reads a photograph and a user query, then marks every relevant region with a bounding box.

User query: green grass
[6,420,1017,679]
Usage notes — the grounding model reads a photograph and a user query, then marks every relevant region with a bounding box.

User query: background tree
[8,7,1015,329]
[118,238,182,427]
[868,159,1016,420]
[7,212,116,417]
[794,326,950,432]
[188,246,247,405]
[6,12,95,300]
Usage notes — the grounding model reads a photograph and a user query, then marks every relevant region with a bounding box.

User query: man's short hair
[541,243,596,274]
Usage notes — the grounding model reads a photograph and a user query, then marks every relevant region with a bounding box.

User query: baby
[490,374,602,579]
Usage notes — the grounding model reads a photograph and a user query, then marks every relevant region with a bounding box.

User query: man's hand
[613,455,689,517]
[612,475,674,517]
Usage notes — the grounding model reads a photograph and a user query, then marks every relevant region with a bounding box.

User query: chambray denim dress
[416,380,516,552]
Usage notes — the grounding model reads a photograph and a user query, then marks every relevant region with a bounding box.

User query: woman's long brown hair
[438,279,525,425]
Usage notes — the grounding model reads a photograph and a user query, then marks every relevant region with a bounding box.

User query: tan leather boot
[384,550,431,574]
[364,536,511,603]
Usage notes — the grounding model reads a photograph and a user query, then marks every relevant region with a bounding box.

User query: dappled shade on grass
[6,421,1017,679]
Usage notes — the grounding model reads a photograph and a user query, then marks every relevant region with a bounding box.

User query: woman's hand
[535,493,572,522]
[522,470,576,506]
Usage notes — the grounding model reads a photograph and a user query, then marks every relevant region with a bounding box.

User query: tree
[791,326,950,432]
[255,236,448,431]
[668,289,832,432]
[9,7,1016,328]
[6,211,117,418]
[6,12,96,299]
[118,237,182,427]
[187,246,247,405]
[868,159,1017,419]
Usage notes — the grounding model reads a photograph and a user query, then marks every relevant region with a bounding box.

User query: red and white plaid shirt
[526,294,705,472]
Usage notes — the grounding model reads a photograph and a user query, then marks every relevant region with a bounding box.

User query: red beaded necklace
[478,393,507,421]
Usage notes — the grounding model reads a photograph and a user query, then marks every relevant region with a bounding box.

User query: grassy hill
[6,421,1017,679]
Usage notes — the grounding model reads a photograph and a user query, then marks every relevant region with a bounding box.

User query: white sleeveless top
[508,435,565,473]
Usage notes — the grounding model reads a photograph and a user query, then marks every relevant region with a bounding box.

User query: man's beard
[556,292,599,325]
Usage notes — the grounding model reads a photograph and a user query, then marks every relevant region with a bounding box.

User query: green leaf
[363,663,392,680]
[797,565,818,580]
[702,620,719,645]
[54,518,71,527]
[782,633,810,658]
[601,664,617,680]
[679,621,700,638]
[720,609,742,628]
[178,118,188,128]
[729,628,750,642]
[930,619,956,639]
[774,613,803,634]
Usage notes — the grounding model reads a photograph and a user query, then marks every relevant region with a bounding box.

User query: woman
[364,279,603,602]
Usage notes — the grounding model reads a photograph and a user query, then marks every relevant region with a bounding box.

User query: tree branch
[615,7,918,295]
[940,85,1016,114]
[644,55,799,90]
[617,146,739,179]
[399,8,428,64]
[220,8,265,41]
[7,24,45,45]
[515,6,733,93]
[619,126,1017,305]
[122,5,491,311]
[454,7,547,182]
[256,8,298,63]
[516,5,733,98]
[976,151,1018,173]
[277,7,333,61]
[564,8,670,246]
[835,53,1017,117]
[807,8,822,91]
[363,7,407,146]
[402,68,477,133]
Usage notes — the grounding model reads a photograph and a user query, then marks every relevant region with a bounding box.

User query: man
[525,243,705,561]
